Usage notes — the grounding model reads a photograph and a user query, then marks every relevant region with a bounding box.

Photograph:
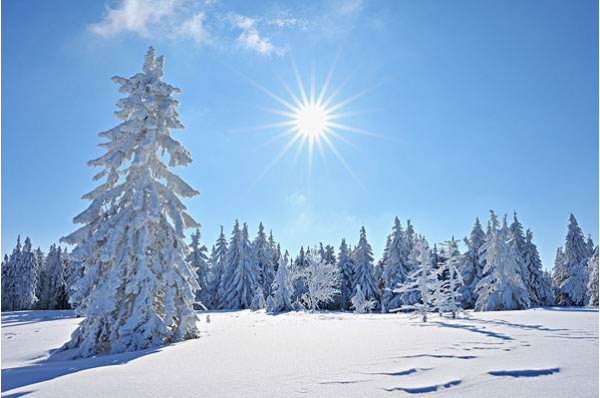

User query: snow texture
[2,307,597,397]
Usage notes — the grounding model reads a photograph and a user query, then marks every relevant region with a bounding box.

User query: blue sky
[3,0,598,268]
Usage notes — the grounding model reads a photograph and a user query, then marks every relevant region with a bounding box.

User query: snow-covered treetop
[64,47,199,251]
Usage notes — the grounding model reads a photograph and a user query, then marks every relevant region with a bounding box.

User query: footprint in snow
[488,367,560,378]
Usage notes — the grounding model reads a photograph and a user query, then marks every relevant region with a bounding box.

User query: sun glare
[238,58,376,180]
[295,102,329,139]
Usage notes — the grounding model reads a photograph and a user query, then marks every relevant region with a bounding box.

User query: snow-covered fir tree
[297,249,339,311]
[587,246,599,307]
[253,222,275,296]
[266,251,295,312]
[268,231,281,273]
[352,226,379,305]
[459,218,485,309]
[552,214,590,306]
[250,286,266,310]
[586,235,595,257]
[222,222,258,309]
[351,285,376,314]
[59,48,200,358]
[336,239,354,310]
[434,238,463,318]
[381,218,411,311]
[207,226,228,308]
[321,244,336,265]
[12,237,39,311]
[1,251,14,311]
[42,245,70,310]
[188,228,210,307]
[474,213,530,311]
[34,247,46,309]
[522,230,553,306]
[394,238,438,322]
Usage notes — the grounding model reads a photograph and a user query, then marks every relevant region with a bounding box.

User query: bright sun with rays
[240,60,376,179]
[295,102,329,139]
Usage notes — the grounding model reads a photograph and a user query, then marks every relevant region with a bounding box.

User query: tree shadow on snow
[536,307,599,313]
[1,346,164,394]
[428,321,514,341]
[1,311,77,328]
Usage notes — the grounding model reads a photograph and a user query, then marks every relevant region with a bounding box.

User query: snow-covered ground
[1,308,598,397]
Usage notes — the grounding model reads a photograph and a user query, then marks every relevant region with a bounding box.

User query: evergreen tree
[253,222,275,296]
[59,48,200,358]
[352,226,379,305]
[266,251,295,312]
[336,239,354,310]
[207,226,228,308]
[474,213,530,311]
[522,230,553,306]
[434,238,463,318]
[381,218,410,311]
[43,245,70,310]
[34,247,46,309]
[13,237,39,311]
[586,235,595,257]
[394,238,438,321]
[250,286,266,310]
[1,251,14,311]
[587,246,599,307]
[222,222,258,309]
[188,228,210,306]
[553,214,590,306]
[460,218,485,309]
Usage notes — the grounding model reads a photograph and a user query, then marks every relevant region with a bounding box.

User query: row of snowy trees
[1,236,70,311]
[3,213,597,316]
[183,212,597,315]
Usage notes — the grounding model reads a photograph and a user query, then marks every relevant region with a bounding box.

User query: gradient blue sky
[3,0,598,268]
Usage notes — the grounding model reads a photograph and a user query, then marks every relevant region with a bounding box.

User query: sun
[295,102,329,139]
[237,59,376,179]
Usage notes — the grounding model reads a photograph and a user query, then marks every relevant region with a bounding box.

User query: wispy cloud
[88,0,372,55]
[87,0,306,55]
[229,14,277,56]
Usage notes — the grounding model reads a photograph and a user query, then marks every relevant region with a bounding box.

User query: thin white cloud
[89,0,177,38]
[87,0,306,55]
[177,12,211,44]
[231,15,277,55]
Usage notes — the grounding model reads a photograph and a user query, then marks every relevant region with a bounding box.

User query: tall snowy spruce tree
[253,222,275,296]
[459,218,485,309]
[474,213,530,311]
[336,239,354,310]
[14,237,39,311]
[207,226,228,308]
[552,214,591,306]
[522,230,553,306]
[266,251,295,312]
[381,218,411,312]
[188,228,210,307]
[40,245,70,310]
[1,237,21,311]
[587,246,599,307]
[59,48,200,358]
[221,222,258,309]
[352,227,379,305]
